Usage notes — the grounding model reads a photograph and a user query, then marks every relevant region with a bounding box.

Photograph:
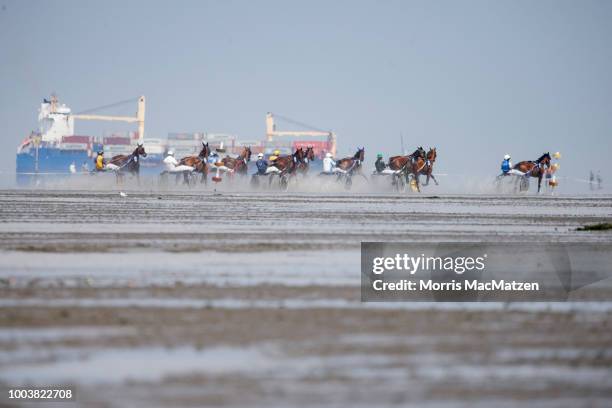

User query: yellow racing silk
[96,155,105,170]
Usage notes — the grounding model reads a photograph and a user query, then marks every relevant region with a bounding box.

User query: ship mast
[71,96,146,142]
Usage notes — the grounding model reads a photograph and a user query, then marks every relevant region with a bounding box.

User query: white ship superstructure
[38,95,74,143]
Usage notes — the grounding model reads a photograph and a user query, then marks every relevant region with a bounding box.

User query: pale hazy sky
[1,0,611,186]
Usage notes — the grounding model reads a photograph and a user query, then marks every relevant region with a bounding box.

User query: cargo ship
[16,97,336,184]
[16,97,104,184]
[15,95,163,184]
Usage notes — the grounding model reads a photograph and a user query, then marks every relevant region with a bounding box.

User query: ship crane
[266,112,336,156]
[69,96,146,142]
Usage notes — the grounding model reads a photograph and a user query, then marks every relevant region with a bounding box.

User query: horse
[255,148,304,190]
[317,148,365,191]
[179,142,210,184]
[388,146,426,172]
[108,143,146,184]
[271,147,305,175]
[418,147,438,186]
[513,152,552,193]
[336,147,365,174]
[388,147,427,191]
[221,146,252,175]
[296,146,315,175]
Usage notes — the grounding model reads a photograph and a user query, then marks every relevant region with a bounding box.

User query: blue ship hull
[16,145,163,185]
[16,146,93,185]
[16,147,92,172]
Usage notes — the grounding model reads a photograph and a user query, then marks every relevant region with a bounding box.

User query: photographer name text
[372,279,539,292]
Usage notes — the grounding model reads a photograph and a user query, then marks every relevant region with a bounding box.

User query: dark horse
[296,146,315,175]
[179,142,210,184]
[108,144,146,184]
[418,147,438,186]
[513,152,552,193]
[388,147,426,172]
[388,146,426,191]
[271,147,305,175]
[221,146,252,175]
[336,147,365,174]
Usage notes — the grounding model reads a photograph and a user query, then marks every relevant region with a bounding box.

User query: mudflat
[1,190,611,407]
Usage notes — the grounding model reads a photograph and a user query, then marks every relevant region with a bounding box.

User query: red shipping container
[103,136,131,145]
[292,140,330,156]
[62,135,91,144]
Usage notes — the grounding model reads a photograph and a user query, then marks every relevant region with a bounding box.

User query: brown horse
[271,147,305,175]
[388,147,426,172]
[221,146,252,175]
[296,146,315,175]
[388,147,426,191]
[418,147,438,186]
[336,147,365,174]
[108,144,146,183]
[179,142,210,184]
[513,152,552,193]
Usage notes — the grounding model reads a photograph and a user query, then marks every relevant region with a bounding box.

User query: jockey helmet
[377,153,383,158]
[98,151,104,155]
[325,152,332,158]
[273,149,281,156]
[257,152,264,159]
[553,152,561,159]
[167,150,174,156]
[504,154,511,160]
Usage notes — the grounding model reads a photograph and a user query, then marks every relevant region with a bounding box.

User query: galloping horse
[221,146,252,175]
[418,147,438,186]
[513,152,552,193]
[271,147,305,175]
[388,147,426,192]
[179,142,210,184]
[388,147,426,172]
[336,147,365,174]
[296,146,315,175]
[108,144,146,183]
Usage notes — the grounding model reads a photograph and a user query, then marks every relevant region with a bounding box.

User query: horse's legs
[200,167,208,185]
[430,173,438,186]
[513,175,520,191]
[420,171,429,186]
[537,174,542,193]
[160,171,168,186]
[115,172,124,185]
[410,167,421,193]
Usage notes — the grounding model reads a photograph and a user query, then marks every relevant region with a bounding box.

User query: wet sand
[1,190,612,407]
